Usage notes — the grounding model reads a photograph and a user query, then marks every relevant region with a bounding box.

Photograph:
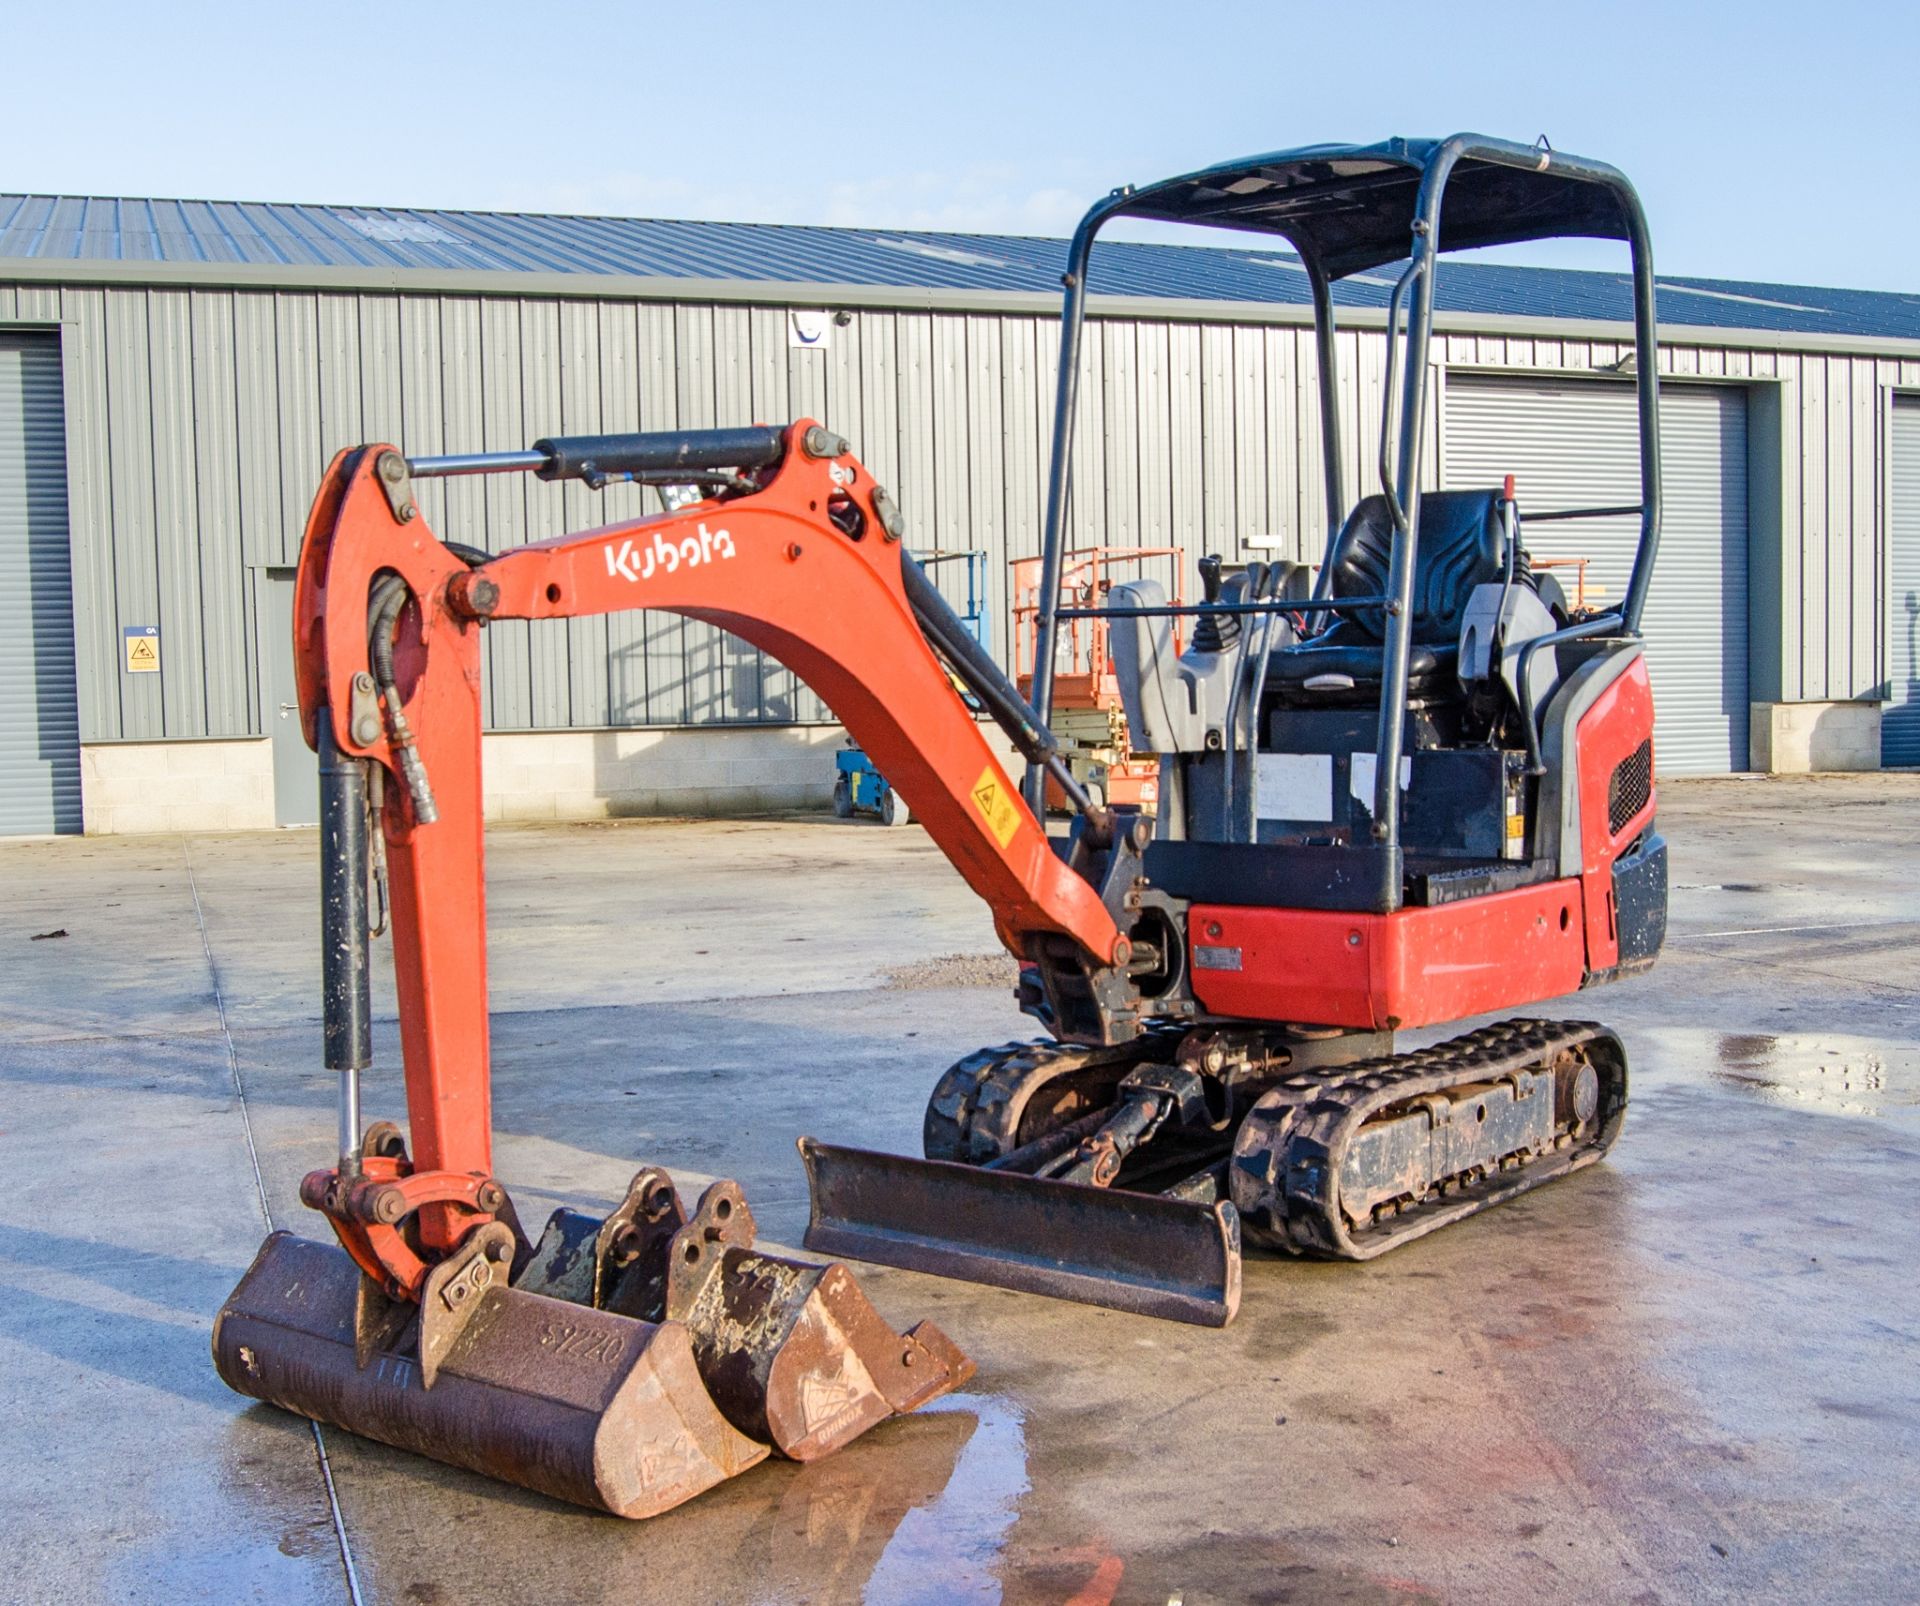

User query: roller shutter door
[0,333,80,834]
[1886,398,1920,766]
[1445,375,1749,773]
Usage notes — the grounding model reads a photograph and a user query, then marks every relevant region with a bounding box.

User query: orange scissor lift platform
[1011,546,1186,811]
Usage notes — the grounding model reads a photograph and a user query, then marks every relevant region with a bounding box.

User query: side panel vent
[1608,739,1653,836]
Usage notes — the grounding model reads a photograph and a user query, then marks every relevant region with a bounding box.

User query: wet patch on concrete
[1004,1528,1446,1606]
[1713,1032,1920,1121]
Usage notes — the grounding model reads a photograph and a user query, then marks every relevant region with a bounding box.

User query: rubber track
[922,1035,1178,1163]
[1229,1018,1628,1260]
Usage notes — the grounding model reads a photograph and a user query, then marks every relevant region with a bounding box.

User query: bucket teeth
[214,1231,767,1519]
[522,1170,975,1461]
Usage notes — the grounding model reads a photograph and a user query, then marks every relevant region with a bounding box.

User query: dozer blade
[799,1138,1242,1327]
[517,1168,975,1461]
[213,1230,767,1519]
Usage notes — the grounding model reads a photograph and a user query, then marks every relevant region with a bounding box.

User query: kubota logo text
[605,523,737,583]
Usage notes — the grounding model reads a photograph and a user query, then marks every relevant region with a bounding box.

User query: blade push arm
[292,421,1125,1297]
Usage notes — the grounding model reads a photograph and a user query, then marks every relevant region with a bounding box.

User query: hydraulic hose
[900,557,1108,832]
[900,557,1051,763]
[367,575,438,824]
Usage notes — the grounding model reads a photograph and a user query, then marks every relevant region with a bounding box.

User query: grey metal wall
[1445,374,1750,773]
[1433,329,1920,706]
[1,274,1915,749]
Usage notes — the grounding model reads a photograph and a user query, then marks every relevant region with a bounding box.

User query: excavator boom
[291,424,1124,1213]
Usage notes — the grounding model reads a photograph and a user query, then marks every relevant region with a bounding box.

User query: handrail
[1376,257,1426,539]
[1221,563,1288,840]
[1055,595,1388,622]
[1518,613,1626,775]
[1522,505,1646,523]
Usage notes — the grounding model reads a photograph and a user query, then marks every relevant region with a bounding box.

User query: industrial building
[1,193,1916,837]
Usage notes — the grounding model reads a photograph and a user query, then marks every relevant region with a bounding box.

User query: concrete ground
[2,773,1917,1605]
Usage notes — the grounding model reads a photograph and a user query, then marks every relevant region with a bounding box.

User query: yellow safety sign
[123,627,160,674]
[971,767,1022,849]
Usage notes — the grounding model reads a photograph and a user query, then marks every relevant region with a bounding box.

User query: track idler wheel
[518,1167,974,1462]
[922,1038,1164,1163]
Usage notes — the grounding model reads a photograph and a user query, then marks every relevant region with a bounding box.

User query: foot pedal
[519,1168,974,1460]
[214,1229,767,1518]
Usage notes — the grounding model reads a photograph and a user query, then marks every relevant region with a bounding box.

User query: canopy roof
[1108,136,1636,279]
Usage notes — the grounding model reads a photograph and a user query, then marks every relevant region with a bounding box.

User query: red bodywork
[1187,653,1657,1031]
[1188,879,1588,1031]
[1575,654,1658,972]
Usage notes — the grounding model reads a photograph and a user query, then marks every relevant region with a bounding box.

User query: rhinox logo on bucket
[605,522,736,584]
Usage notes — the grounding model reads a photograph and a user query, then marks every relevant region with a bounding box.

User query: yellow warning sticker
[971,767,1023,849]
[123,626,160,674]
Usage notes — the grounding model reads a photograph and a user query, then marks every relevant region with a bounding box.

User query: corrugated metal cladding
[1445,375,1749,773]
[0,278,1443,745]
[1888,398,1920,765]
[1,270,1917,759]
[0,332,81,832]
[1433,330,1913,710]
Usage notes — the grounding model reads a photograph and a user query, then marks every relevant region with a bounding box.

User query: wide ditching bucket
[215,1167,971,1518]
[214,1226,765,1517]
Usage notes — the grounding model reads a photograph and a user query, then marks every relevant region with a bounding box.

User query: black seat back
[1328,489,1505,642]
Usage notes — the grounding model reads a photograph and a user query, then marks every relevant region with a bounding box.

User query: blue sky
[8,0,1916,292]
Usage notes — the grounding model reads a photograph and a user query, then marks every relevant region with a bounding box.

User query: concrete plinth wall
[1749,701,1882,773]
[80,726,859,833]
[481,726,849,822]
[80,739,276,834]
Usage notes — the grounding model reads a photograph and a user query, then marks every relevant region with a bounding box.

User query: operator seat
[1268,489,1506,701]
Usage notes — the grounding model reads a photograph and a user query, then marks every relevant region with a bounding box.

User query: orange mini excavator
[216,135,1669,1515]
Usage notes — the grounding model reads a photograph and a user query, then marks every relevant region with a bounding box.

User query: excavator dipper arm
[290,421,1121,1296]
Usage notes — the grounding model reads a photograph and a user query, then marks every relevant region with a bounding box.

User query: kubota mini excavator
[216,134,1668,1516]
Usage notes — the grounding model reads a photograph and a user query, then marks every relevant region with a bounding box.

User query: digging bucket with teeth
[215,1162,973,1517]
[517,1167,975,1462]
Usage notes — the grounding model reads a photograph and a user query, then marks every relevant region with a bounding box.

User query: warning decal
[971,767,1022,849]
[123,626,160,674]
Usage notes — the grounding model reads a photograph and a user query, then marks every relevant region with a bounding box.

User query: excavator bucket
[516,1168,974,1461]
[213,1227,767,1519]
[217,1164,972,1516]
[800,1139,1242,1327]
